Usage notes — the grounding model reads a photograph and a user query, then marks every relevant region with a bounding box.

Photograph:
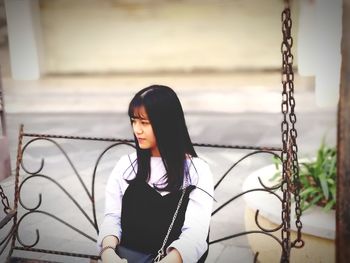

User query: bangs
[128,96,142,118]
[128,98,147,119]
[128,87,156,119]
[131,107,148,119]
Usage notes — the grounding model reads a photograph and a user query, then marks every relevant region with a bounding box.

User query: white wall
[39,0,299,74]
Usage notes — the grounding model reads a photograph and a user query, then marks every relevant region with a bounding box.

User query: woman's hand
[101,248,127,263]
[158,248,182,263]
[100,235,124,263]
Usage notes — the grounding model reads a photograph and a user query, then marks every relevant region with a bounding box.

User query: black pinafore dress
[119,179,208,262]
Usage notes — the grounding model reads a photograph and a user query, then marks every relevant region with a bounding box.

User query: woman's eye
[141,121,149,125]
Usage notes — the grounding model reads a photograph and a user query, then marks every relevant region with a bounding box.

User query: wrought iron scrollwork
[210,149,285,262]
[9,129,136,260]
[0,185,11,215]
[9,127,291,262]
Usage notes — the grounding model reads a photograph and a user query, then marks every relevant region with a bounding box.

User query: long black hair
[128,85,197,192]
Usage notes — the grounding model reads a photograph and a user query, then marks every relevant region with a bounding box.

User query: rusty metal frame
[0,124,301,262]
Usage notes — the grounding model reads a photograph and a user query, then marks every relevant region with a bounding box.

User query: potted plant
[271,141,336,213]
[242,140,336,263]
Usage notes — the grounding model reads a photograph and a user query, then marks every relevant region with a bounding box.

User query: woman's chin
[138,144,149,150]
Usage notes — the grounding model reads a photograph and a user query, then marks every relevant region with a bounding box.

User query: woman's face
[131,106,160,156]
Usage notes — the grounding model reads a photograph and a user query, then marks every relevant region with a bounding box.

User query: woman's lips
[137,138,145,143]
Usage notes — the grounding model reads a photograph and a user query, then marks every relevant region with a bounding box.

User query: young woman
[97,85,214,263]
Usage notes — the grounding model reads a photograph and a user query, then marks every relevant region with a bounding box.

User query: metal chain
[154,188,186,262]
[284,4,305,249]
[280,0,304,250]
[280,1,305,261]
[0,184,11,214]
[280,2,293,262]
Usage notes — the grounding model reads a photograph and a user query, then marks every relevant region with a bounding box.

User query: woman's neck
[151,147,161,157]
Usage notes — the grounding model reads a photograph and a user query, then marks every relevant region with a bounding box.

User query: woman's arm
[98,156,130,262]
[97,172,123,248]
[166,159,214,263]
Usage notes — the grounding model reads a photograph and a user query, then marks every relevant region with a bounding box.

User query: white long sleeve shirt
[97,153,214,263]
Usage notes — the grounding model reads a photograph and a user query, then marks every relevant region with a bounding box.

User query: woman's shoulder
[188,156,210,171]
[111,152,137,176]
[187,157,212,180]
[187,156,214,196]
[116,152,137,164]
[121,152,137,162]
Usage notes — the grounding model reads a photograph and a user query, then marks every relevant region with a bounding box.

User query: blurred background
[0,0,341,262]
[0,0,339,164]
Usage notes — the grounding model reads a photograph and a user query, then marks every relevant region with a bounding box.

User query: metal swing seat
[0,1,304,262]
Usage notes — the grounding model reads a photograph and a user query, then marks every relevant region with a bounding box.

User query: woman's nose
[134,123,143,134]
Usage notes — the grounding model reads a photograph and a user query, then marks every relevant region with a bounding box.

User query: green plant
[271,141,336,212]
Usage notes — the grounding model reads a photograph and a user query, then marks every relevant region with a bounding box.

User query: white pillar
[297,0,342,107]
[314,0,342,107]
[297,0,316,76]
[5,0,44,80]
